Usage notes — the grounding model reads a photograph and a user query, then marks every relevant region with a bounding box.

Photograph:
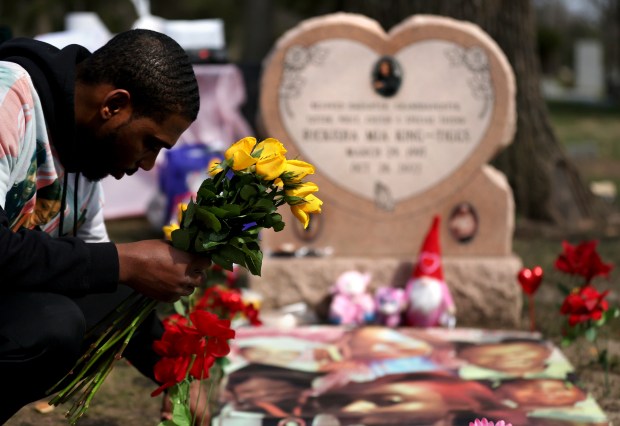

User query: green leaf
[173,300,186,316]
[171,229,191,251]
[273,220,285,232]
[207,205,239,219]
[584,327,597,342]
[557,282,572,296]
[220,244,247,266]
[158,383,192,426]
[195,207,221,232]
[196,239,225,252]
[197,187,216,200]
[211,252,234,271]
[252,198,276,212]
[220,204,242,216]
[240,212,268,221]
[285,195,306,205]
[182,201,196,227]
[240,245,263,276]
[561,337,573,347]
[240,184,258,201]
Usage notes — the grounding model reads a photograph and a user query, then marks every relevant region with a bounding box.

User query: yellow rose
[256,155,287,181]
[176,203,188,224]
[290,194,323,229]
[225,137,258,171]
[285,182,319,199]
[282,160,315,182]
[254,138,287,159]
[208,158,223,176]
[163,223,180,241]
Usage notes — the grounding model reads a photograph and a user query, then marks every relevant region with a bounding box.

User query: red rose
[243,302,263,326]
[554,240,613,283]
[560,285,610,326]
[153,326,201,358]
[151,356,192,397]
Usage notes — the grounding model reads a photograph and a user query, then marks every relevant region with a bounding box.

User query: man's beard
[76,126,119,182]
[407,277,443,314]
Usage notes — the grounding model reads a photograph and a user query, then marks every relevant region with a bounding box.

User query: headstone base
[248,255,523,328]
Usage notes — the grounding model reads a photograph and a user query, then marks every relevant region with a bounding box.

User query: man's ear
[100,89,131,120]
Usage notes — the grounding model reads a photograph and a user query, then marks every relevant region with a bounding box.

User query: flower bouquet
[48,137,322,424]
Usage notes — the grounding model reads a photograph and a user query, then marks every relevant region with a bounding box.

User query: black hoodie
[0,38,119,295]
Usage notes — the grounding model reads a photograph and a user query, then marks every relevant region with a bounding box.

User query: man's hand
[116,239,211,302]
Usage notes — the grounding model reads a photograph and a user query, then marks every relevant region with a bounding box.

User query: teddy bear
[328,270,376,325]
[374,286,407,327]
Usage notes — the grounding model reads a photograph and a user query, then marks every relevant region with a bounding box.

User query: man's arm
[0,206,118,295]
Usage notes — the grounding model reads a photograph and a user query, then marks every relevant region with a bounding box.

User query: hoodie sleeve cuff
[86,242,119,293]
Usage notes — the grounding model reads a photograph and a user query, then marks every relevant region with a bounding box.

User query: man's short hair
[77,29,199,122]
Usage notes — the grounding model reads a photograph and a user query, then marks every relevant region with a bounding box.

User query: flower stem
[49,295,158,420]
[528,294,536,332]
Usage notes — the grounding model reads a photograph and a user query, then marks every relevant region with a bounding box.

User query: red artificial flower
[243,302,263,326]
[205,336,232,357]
[153,326,201,358]
[554,240,613,283]
[151,356,192,396]
[219,289,245,312]
[190,310,236,340]
[560,285,610,326]
[162,313,189,330]
[194,286,245,318]
[190,310,236,357]
[190,351,216,380]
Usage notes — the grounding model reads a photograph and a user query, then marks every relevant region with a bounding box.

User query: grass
[547,100,620,208]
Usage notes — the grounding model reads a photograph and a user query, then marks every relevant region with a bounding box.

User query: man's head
[74,29,199,181]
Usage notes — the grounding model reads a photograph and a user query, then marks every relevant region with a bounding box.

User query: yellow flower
[256,155,287,181]
[176,203,188,224]
[254,138,288,180]
[285,182,319,199]
[225,137,258,171]
[290,194,323,229]
[282,160,315,183]
[163,223,180,241]
[254,138,287,159]
[208,158,223,176]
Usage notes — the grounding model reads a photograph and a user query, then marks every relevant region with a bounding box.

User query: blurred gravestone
[254,13,522,327]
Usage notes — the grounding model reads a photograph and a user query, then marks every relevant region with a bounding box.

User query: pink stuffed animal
[374,287,407,327]
[329,271,376,325]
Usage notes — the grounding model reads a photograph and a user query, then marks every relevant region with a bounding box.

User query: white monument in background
[574,39,604,99]
[35,12,111,51]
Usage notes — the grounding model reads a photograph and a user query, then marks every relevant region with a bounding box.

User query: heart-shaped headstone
[517,266,544,295]
[261,13,515,214]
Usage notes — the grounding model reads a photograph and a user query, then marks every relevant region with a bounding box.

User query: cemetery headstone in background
[254,13,522,327]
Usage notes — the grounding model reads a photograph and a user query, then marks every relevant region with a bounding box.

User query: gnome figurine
[404,216,456,328]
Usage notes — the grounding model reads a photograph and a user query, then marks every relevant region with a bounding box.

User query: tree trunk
[341,0,608,228]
